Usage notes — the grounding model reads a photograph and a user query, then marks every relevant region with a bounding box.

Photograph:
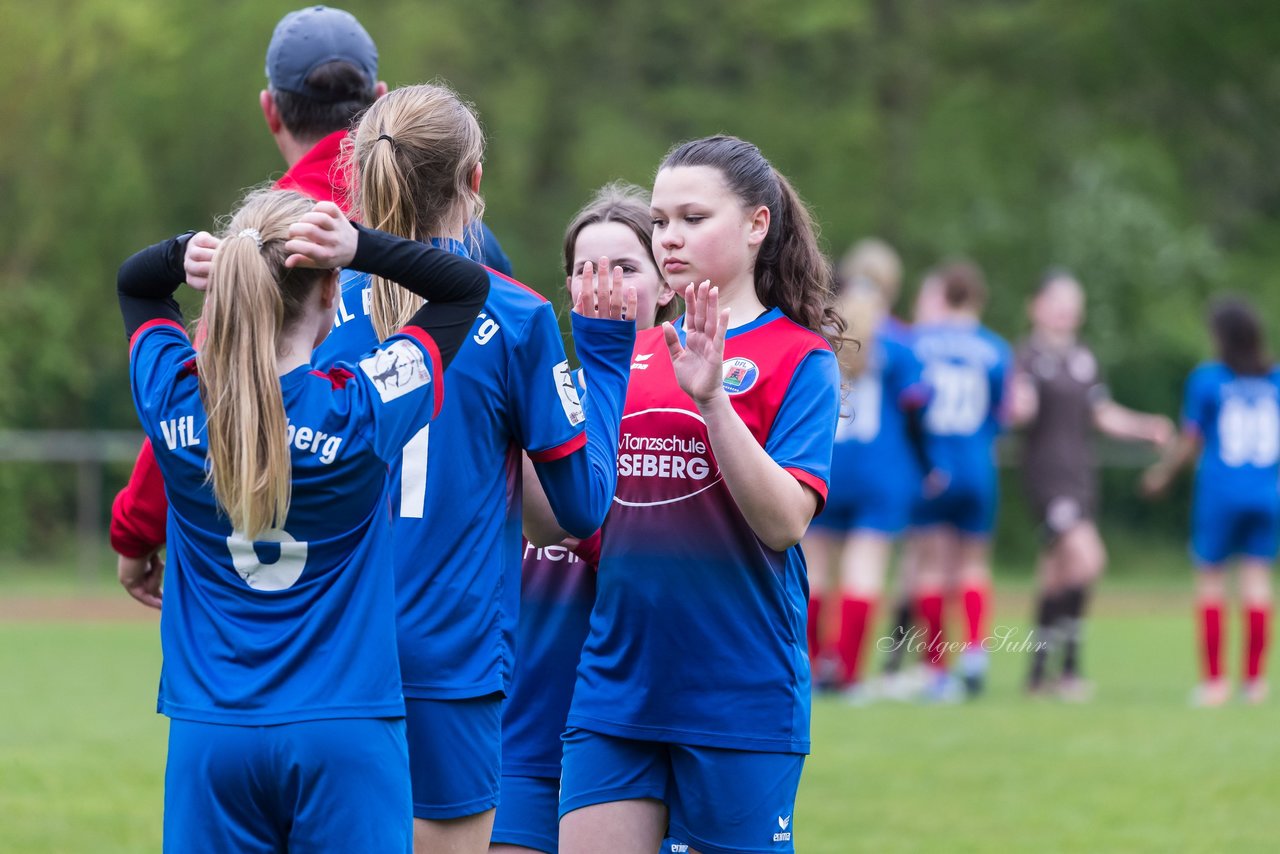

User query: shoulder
[485,267,550,309]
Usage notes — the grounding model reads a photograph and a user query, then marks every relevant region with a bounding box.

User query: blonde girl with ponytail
[118,186,488,852]
[308,82,638,854]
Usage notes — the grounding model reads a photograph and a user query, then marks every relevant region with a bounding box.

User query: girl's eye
[620,265,638,274]
[651,219,667,228]
[684,215,705,224]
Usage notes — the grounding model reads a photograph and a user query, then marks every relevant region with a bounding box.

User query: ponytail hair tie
[377,133,397,148]
[237,227,263,249]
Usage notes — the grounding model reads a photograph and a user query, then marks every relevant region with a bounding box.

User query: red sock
[837,596,875,685]
[961,584,989,647]
[917,592,946,670]
[1200,600,1223,681]
[807,594,823,663]
[1246,604,1270,683]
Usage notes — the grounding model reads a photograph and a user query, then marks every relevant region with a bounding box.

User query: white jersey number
[924,363,989,436]
[226,527,309,591]
[837,375,883,443]
[400,424,431,518]
[1218,397,1280,468]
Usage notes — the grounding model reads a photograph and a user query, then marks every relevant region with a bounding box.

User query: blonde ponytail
[196,189,327,539]
[350,84,486,341]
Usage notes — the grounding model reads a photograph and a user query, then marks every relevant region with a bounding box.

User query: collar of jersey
[280,363,314,389]
[428,236,472,258]
[673,305,782,345]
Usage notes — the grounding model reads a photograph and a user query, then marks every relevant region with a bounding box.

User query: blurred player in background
[804,239,931,701]
[557,136,841,854]
[1142,297,1279,706]
[312,83,635,853]
[110,4,514,596]
[117,189,489,850]
[908,261,1012,700]
[492,183,676,854]
[1011,271,1172,700]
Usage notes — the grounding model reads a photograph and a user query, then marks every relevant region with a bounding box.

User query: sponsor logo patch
[554,360,586,426]
[360,339,431,403]
[722,357,760,394]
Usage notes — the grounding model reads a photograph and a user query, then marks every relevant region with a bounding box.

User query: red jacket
[110,132,354,557]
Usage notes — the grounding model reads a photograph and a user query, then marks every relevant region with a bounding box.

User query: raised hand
[183,231,220,291]
[663,280,729,406]
[283,201,358,270]
[573,257,638,322]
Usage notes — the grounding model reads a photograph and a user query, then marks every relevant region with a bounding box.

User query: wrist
[693,386,730,412]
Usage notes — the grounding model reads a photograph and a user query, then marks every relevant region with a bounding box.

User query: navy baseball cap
[265,6,378,100]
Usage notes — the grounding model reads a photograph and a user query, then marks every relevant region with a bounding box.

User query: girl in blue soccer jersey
[803,240,931,700]
[307,84,636,854]
[492,183,677,854]
[557,136,843,854]
[1143,298,1279,706]
[117,188,489,852]
[907,262,1013,701]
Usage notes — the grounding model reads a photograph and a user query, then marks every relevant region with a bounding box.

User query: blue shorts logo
[722,358,760,395]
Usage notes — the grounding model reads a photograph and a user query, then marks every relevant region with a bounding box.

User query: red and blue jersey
[566,308,839,754]
[1183,363,1280,507]
[501,535,599,777]
[313,244,594,700]
[129,319,444,725]
[911,321,1012,482]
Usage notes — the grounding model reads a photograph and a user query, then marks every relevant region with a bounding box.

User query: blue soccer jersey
[501,535,599,777]
[1182,363,1280,562]
[314,244,630,700]
[129,318,445,724]
[820,325,929,533]
[566,310,840,753]
[908,321,1011,534]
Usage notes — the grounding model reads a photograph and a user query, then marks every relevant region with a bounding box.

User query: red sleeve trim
[129,318,187,354]
[528,431,587,463]
[399,325,446,419]
[310,367,355,390]
[786,467,829,514]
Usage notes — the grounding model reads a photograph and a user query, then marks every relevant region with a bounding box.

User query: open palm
[664,281,729,406]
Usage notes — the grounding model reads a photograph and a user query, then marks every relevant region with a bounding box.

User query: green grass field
[2,569,1278,852]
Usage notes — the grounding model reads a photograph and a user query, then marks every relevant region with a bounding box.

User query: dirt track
[0,595,159,622]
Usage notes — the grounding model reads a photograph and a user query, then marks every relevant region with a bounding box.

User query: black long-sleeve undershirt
[117,224,489,370]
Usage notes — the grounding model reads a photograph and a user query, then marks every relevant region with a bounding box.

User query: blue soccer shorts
[405,694,503,820]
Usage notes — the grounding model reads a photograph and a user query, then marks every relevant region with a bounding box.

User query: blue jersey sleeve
[510,302,588,460]
[129,320,194,434]
[989,339,1013,426]
[764,348,841,507]
[529,312,636,538]
[888,337,929,409]
[1182,367,1213,434]
[340,327,445,464]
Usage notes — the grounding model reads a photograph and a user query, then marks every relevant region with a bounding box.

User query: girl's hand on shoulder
[183,232,220,291]
[283,202,357,270]
[573,257,638,322]
[663,280,729,407]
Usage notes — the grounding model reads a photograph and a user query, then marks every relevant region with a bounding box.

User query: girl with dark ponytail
[1143,296,1280,706]
[558,136,841,854]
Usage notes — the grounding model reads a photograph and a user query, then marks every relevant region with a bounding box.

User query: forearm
[350,224,490,368]
[1094,400,1159,441]
[117,233,193,337]
[697,392,817,551]
[522,455,567,546]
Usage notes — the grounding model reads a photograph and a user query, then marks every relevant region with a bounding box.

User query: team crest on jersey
[722,357,760,395]
[360,339,431,403]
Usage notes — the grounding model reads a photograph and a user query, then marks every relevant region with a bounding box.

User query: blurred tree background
[1,0,1278,562]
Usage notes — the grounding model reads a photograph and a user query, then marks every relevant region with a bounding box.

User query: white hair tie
[238,227,263,249]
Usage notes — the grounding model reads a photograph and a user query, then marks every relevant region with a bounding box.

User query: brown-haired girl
[557,136,841,854]
[118,189,488,850]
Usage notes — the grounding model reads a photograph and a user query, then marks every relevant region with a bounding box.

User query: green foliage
[3,0,1278,550]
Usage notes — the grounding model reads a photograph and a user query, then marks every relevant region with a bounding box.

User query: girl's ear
[746,204,770,248]
[320,270,340,309]
[471,162,484,194]
[656,279,677,308]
